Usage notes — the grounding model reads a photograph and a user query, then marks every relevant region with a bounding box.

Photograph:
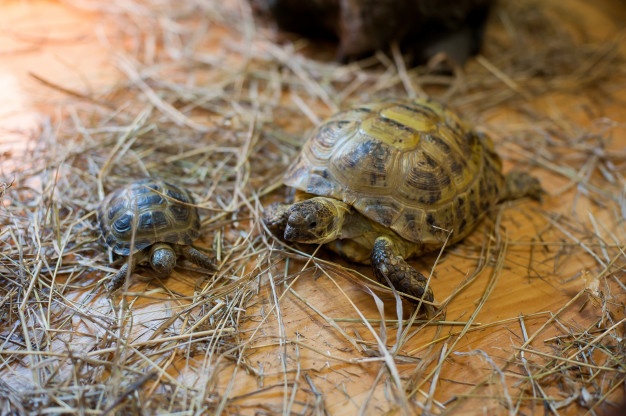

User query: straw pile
[1,0,624,414]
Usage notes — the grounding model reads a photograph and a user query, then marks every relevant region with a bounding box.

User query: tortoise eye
[305,214,318,229]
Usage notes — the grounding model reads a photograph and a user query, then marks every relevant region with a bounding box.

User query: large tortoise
[264,98,542,304]
[98,179,216,291]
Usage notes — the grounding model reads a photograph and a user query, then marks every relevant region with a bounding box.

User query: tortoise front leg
[371,236,434,304]
[106,256,138,293]
[180,245,217,271]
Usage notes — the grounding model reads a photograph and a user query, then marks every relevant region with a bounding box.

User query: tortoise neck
[338,204,370,239]
[318,198,353,243]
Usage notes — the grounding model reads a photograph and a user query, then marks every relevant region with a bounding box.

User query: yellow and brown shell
[98,179,201,256]
[283,98,506,245]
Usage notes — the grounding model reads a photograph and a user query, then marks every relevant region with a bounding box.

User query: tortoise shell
[98,179,201,256]
[283,98,506,246]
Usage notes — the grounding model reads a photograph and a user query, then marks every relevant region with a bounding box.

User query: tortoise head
[148,243,177,276]
[284,197,345,244]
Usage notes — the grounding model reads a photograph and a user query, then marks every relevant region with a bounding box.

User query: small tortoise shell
[98,179,201,256]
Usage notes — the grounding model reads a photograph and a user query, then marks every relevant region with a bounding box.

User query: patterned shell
[284,98,506,245]
[98,179,201,256]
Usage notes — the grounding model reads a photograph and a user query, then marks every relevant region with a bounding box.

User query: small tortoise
[264,98,542,304]
[98,179,216,291]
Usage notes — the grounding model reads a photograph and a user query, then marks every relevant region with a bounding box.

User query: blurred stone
[250,0,494,65]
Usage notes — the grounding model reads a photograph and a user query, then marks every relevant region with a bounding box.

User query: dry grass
[1,0,625,414]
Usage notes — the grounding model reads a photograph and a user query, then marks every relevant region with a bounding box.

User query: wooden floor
[1,0,624,415]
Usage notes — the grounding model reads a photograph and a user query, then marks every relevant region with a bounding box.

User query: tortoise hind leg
[371,236,434,304]
[502,171,543,201]
[180,245,217,271]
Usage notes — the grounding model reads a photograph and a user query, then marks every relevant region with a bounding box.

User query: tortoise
[263,98,542,304]
[98,179,216,291]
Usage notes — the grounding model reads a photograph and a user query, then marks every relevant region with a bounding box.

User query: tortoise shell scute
[113,213,133,234]
[106,196,127,221]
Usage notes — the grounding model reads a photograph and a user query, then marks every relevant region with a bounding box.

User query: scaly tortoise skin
[98,179,215,291]
[264,98,542,304]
